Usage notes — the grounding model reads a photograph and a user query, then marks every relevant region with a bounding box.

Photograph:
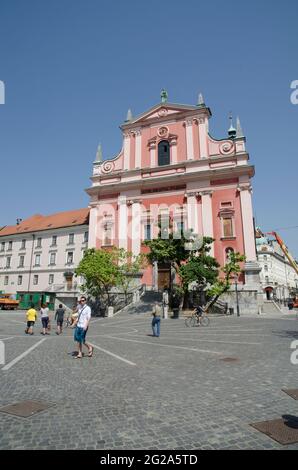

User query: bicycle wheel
[189,316,198,327]
[185,316,192,327]
[200,315,210,326]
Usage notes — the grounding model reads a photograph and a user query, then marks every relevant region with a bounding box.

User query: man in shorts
[55,304,65,335]
[73,296,93,358]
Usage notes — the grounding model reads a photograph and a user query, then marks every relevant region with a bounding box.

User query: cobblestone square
[1,309,298,450]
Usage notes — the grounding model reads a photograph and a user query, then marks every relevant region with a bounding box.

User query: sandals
[88,347,94,357]
[74,354,82,359]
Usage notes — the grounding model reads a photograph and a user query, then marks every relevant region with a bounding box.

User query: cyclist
[194,305,205,325]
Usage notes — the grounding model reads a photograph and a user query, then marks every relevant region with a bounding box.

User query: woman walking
[40,303,50,335]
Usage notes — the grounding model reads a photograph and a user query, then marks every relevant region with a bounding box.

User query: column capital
[131,128,142,136]
[199,190,213,197]
[185,191,199,198]
[127,198,142,206]
[184,118,193,127]
[237,184,252,193]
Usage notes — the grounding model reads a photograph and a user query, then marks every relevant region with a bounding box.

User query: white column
[185,119,194,160]
[149,141,156,168]
[198,117,208,159]
[118,195,128,250]
[170,138,177,164]
[135,130,142,168]
[186,193,199,234]
[200,191,214,255]
[88,205,98,248]
[239,185,256,261]
[131,201,141,256]
[123,132,131,170]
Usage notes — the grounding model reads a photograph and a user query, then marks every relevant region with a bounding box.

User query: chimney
[16,218,22,225]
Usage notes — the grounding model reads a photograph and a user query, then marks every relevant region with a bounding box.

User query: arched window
[158,140,170,166]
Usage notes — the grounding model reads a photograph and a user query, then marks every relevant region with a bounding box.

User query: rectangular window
[36,238,42,248]
[84,231,88,243]
[68,233,74,244]
[6,257,11,268]
[223,218,234,238]
[49,274,54,285]
[49,252,56,265]
[144,224,151,241]
[66,251,74,264]
[21,239,26,249]
[264,265,268,272]
[51,235,57,246]
[19,255,25,267]
[8,241,12,250]
[18,275,22,286]
[33,275,38,285]
[4,275,8,285]
[1,242,5,252]
[35,254,41,266]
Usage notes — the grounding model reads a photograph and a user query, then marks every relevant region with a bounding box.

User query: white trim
[135,132,142,168]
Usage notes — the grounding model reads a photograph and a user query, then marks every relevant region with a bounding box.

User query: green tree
[75,248,119,305]
[116,249,147,304]
[206,251,246,310]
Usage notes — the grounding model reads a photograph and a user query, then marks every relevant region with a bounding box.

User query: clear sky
[0,0,297,254]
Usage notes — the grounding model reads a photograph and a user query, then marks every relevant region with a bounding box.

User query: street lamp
[234,274,240,317]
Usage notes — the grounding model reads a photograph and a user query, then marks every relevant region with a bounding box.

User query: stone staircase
[118,290,162,316]
[261,300,283,314]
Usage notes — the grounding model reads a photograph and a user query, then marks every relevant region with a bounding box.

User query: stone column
[118,195,128,250]
[88,205,98,248]
[169,137,177,164]
[238,184,256,261]
[198,117,208,159]
[131,200,141,256]
[185,119,194,160]
[149,141,156,168]
[186,192,199,234]
[200,190,214,255]
[153,261,158,291]
[123,132,131,170]
[134,129,142,169]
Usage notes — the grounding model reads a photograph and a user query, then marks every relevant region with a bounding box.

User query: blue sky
[0,0,297,255]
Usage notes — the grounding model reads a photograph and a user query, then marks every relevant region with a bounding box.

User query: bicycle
[185,309,210,327]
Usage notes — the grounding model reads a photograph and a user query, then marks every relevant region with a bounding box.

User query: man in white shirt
[73,296,93,358]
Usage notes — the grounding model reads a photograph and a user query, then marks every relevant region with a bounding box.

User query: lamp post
[234,274,240,317]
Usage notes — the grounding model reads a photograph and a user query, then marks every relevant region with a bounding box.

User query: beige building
[0,208,89,309]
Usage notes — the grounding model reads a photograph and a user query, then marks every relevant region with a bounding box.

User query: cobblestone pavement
[1,309,298,450]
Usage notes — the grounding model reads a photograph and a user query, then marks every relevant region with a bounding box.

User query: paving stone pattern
[0,309,298,450]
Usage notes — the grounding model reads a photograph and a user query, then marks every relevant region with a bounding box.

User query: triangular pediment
[122,103,199,127]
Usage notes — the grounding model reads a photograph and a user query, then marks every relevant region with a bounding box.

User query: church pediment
[122,103,199,128]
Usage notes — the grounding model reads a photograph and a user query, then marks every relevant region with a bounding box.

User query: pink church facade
[86,93,257,291]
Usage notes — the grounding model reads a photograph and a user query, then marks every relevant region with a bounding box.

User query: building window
[144,224,151,241]
[49,274,54,285]
[21,239,26,249]
[18,275,22,286]
[158,140,170,166]
[33,275,38,285]
[1,242,5,252]
[263,255,267,260]
[36,237,42,248]
[6,257,11,268]
[19,255,25,268]
[8,241,12,250]
[4,275,8,285]
[66,251,74,264]
[176,221,184,235]
[51,235,57,246]
[49,252,56,265]
[222,218,234,238]
[265,276,269,283]
[84,231,88,243]
[68,233,74,244]
[34,254,41,266]
[264,265,268,272]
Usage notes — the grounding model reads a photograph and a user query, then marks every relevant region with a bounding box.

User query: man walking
[152,301,161,337]
[55,304,65,335]
[25,304,37,335]
[73,296,93,358]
